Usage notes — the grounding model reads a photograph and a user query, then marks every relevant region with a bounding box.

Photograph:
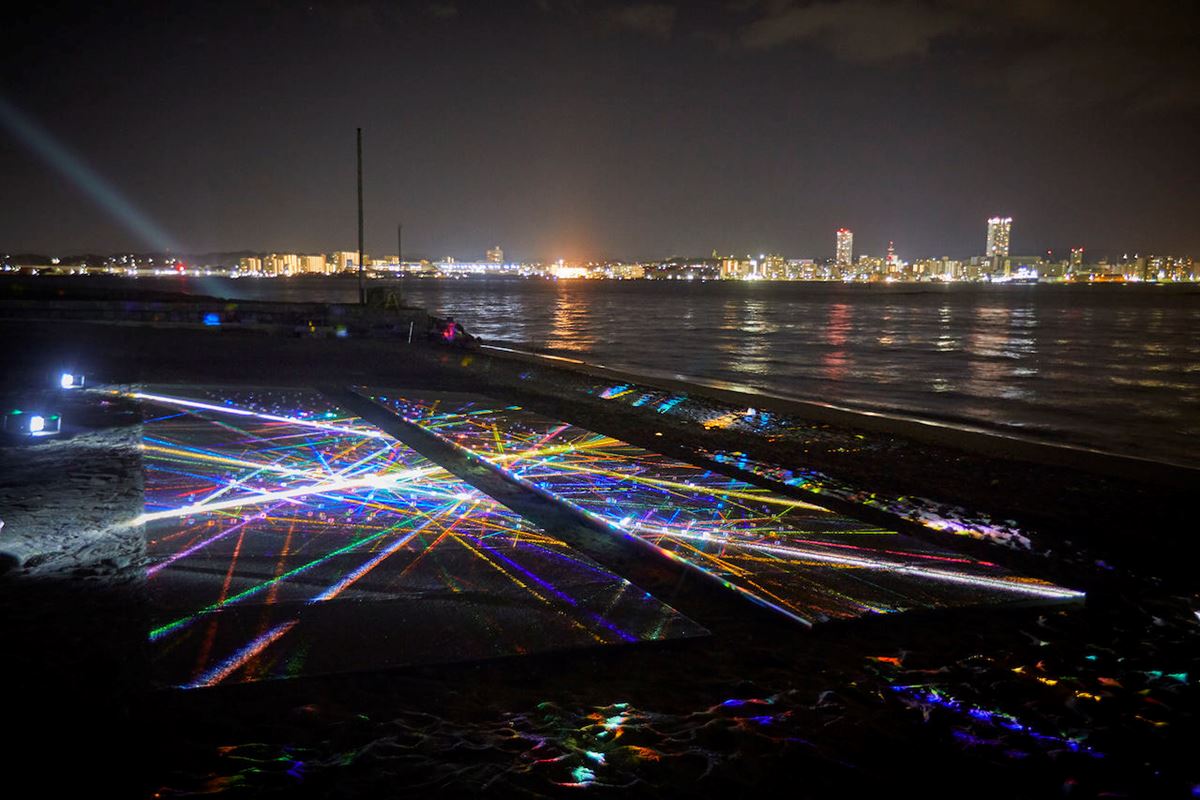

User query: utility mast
[357,127,364,304]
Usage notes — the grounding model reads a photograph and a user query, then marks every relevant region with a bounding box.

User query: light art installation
[701,449,1034,548]
[365,391,1083,626]
[139,387,705,688]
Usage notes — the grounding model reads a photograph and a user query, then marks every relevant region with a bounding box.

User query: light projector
[4,410,63,437]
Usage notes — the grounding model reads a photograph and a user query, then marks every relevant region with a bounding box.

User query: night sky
[2,0,1198,261]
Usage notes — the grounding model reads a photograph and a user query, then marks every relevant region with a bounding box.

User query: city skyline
[6,214,1185,267]
[9,217,1193,284]
[2,2,1198,259]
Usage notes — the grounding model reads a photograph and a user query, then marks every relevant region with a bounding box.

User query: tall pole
[357,127,364,305]
[397,223,402,269]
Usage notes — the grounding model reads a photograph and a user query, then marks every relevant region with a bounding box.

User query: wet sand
[1,319,1196,798]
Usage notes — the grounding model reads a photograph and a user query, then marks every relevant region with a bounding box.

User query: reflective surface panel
[367,390,1083,626]
[140,387,705,688]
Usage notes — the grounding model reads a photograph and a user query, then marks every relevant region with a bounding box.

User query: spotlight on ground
[60,372,85,389]
[3,410,63,437]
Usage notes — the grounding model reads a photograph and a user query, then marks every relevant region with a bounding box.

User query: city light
[9,229,1196,283]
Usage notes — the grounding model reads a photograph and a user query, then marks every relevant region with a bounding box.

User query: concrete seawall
[470,344,1198,490]
[0,296,429,338]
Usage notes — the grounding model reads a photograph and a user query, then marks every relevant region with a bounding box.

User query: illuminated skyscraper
[486,245,504,264]
[331,251,360,272]
[267,253,300,276]
[835,228,853,266]
[301,254,327,274]
[986,217,1012,258]
[1070,247,1084,271]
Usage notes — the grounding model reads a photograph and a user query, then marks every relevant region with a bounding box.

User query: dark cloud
[606,3,678,37]
[733,0,1200,111]
[426,2,459,20]
[985,2,1200,113]
[740,0,963,61]
[995,40,1200,113]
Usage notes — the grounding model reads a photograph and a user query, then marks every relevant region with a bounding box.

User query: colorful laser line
[367,392,1083,626]
[142,387,704,688]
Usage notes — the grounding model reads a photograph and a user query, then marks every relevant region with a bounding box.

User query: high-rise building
[835,228,853,266]
[486,245,504,264]
[266,253,300,276]
[330,251,361,272]
[761,254,786,279]
[1070,247,1084,271]
[986,217,1012,259]
[301,254,327,274]
[608,263,645,279]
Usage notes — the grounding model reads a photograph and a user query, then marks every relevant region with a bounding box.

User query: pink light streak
[185,620,298,689]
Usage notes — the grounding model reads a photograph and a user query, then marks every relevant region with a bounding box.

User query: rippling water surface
[50,276,1200,466]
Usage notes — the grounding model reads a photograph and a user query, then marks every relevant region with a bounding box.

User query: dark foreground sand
[1,320,1197,798]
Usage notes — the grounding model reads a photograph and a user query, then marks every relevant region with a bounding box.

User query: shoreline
[480,343,1199,485]
[5,274,1195,471]
[6,270,1200,285]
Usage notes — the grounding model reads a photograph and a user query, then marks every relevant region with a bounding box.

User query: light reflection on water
[547,293,596,352]
[397,280,1199,466]
[42,276,1200,466]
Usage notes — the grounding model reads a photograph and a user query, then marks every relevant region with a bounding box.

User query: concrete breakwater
[0,282,429,338]
[470,344,1198,489]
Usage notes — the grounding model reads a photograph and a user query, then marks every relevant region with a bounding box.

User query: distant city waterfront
[4,215,1199,284]
[4,246,1197,282]
[23,275,1199,468]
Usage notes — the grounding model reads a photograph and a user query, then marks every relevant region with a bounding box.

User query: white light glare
[29,415,45,432]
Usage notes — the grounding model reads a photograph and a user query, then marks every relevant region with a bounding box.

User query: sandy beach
[1,314,1196,798]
